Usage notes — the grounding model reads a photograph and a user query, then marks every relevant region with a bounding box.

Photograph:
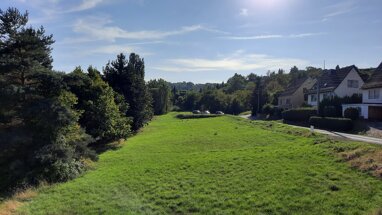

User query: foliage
[0,7,54,121]
[148,79,171,115]
[65,67,132,143]
[309,116,353,131]
[262,103,275,115]
[225,73,246,93]
[323,106,337,117]
[104,53,153,131]
[0,8,98,189]
[282,108,317,121]
[319,94,362,117]
[19,114,382,214]
[344,107,360,120]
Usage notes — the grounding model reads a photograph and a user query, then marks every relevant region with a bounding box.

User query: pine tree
[0,8,54,120]
[104,53,153,131]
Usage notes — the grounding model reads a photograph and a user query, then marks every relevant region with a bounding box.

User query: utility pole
[317,60,325,115]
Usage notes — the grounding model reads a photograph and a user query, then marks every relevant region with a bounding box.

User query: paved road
[239,114,382,145]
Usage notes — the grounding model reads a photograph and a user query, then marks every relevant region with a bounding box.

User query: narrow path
[239,115,382,145]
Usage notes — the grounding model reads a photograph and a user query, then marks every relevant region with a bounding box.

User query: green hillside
[16,113,382,214]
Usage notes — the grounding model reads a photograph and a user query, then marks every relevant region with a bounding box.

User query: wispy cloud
[322,1,357,21]
[66,0,105,13]
[222,33,324,40]
[71,17,225,41]
[151,51,308,73]
[239,8,249,16]
[86,41,162,55]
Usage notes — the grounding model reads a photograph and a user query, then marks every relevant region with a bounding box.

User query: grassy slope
[18,113,382,214]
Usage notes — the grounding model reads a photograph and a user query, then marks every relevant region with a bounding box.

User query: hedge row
[282,108,317,122]
[309,116,353,131]
[176,114,221,119]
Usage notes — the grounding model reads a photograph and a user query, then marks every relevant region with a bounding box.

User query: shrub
[344,107,359,120]
[309,117,353,131]
[323,106,337,117]
[282,108,317,122]
[262,104,275,115]
[176,114,221,119]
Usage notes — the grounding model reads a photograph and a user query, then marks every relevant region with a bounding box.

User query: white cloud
[322,1,357,21]
[222,33,324,40]
[86,41,162,55]
[71,17,221,41]
[151,51,308,73]
[66,0,105,12]
[239,8,249,16]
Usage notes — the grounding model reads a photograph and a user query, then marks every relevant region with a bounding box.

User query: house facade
[306,65,364,106]
[342,62,382,120]
[278,77,316,109]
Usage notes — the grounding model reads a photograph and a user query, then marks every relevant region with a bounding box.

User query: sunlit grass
[17,113,382,214]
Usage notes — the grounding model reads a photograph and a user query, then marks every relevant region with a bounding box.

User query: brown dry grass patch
[340,148,382,178]
[0,189,37,215]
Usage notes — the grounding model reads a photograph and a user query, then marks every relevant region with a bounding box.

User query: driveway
[239,115,382,145]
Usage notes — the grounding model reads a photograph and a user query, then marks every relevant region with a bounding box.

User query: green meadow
[16,113,382,214]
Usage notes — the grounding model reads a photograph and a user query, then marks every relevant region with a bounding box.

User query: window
[311,94,317,102]
[368,89,380,99]
[347,80,359,88]
[286,99,290,104]
[279,99,283,105]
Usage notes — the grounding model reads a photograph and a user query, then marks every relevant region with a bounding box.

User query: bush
[344,107,359,120]
[309,117,353,131]
[282,108,317,122]
[176,114,221,119]
[262,104,275,115]
[323,106,337,117]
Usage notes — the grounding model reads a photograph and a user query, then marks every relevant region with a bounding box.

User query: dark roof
[279,77,309,97]
[307,65,358,94]
[362,62,382,89]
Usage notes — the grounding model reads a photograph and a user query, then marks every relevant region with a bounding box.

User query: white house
[342,62,382,120]
[306,65,364,106]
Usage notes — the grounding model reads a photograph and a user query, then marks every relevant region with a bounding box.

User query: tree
[24,91,96,183]
[104,53,153,131]
[148,79,171,115]
[0,8,54,120]
[0,8,97,187]
[225,73,247,93]
[65,66,132,143]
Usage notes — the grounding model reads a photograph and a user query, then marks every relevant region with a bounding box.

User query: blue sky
[2,0,382,83]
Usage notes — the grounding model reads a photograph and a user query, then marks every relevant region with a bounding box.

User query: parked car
[202,110,210,114]
[192,110,201,114]
[216,111,224,115]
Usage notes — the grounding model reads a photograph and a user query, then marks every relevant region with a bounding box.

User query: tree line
[170,66,323,115]
[0,8,172,191]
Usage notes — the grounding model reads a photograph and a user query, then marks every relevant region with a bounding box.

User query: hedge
[344,107,359,120]
[309,116,353,131]
[176,114,221,119]
[282,108,317,122]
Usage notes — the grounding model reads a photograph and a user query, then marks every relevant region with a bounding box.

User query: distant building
[343,62,382,120]
[278,77,316,109]
[306,65,364,106]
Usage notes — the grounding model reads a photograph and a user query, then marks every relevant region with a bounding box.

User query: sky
[2,0,382,83]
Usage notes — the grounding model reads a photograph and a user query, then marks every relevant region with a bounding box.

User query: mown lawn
[17,113,382,214]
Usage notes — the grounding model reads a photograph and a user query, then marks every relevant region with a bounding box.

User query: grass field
[10,113,382,214]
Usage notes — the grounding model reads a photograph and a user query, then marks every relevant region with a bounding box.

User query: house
[278,77,316,109]
[342,62,382,120]
[306,65,365,106]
